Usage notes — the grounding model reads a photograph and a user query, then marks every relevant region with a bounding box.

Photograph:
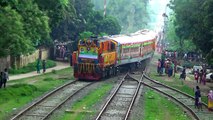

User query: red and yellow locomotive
[72,30,157,80]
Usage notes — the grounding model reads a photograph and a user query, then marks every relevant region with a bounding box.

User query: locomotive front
[72,37,117,80]
[72,38,101,80]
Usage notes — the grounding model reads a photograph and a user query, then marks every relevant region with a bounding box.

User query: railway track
[11,80,94,120]
[143,74,213,120]
[95,72,144,120]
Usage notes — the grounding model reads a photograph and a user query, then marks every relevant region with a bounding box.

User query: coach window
[123,48,129,53]
[131,47,139,52]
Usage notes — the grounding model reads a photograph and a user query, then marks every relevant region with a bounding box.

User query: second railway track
[95,72,144,120]
[11,80,94,120]
[143,74,213,120]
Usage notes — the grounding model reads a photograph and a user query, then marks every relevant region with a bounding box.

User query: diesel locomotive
[72,30,157,80]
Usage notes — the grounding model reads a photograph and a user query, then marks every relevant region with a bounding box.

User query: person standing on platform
[180,66,186,80]
[157,59,161,74]
[208,90,213,111]
[2,68,9,88]
[42,60,46,73]
[202,69,206,85]
[195,86,202,111]
[0,72,3,88]
[199,69,203,84]
[36,58,41,74]
[160,59,165,75]
[194,69,199,83]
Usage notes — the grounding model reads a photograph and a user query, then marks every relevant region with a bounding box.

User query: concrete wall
[17,49,49,68]
[0,49,49,71]
[0,56,10,72]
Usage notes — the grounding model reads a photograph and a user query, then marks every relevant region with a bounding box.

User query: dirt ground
[184,75,213,96]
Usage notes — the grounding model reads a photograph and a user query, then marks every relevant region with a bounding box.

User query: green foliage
[9,60,56,75]
[164,14,196,53]
[170,0,213,62]
[0,84,37,102]
[2,0,51,46]
[99,16,121,35]
[0,0,51,57]
[51,69,57,74]
[86,11,121,35]
[0,6,32,57]
[0,0,122,58]
[92,0,149,33]
[182,61,194,68]
[79,31,94,40]
[43,77,54,81]
[99,32,108,37]
[35,0,76,42]
[35,0,75,29]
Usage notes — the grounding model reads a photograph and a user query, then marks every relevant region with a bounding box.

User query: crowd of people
[157,58,176,77]
[157,50,213,111]
[194,69,207,85]
[157,50,178,77]
[0,68,9,88]
[55,45,67,60]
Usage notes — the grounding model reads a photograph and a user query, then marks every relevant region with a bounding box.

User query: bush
[9,60,57,75]
[51,69,57,74]
[43,77,54,81]
[182,61,194,68]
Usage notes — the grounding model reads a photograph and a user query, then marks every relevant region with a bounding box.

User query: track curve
[143,74,213,120]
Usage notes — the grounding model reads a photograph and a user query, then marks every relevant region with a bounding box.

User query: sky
[147,0,171,32]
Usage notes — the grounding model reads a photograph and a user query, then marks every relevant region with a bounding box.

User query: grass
[59,83,113,120]
[0,67,73,120]
[9,60,56,75]
[144,89,191,120]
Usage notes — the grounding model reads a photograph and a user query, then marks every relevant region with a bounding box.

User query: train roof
[108,30,157,45]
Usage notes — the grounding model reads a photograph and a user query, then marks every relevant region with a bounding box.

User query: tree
[99,16,121,35]
[35,0,78,43]
[86,11,121,35]
[170,0,213,62]
[1,0,51,47]
[92,0,149,33]
[79,31,94,40]
[0,6,32,57]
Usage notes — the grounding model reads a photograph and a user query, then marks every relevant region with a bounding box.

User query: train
[72,29,157,80]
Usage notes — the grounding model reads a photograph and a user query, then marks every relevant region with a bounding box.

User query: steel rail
[144,74,208,108]
[95,73,129,120]
[11,80,77,120]
[41,82,94,120]
[142,81,200,120]
[124,72,144,120]
[11,80,94,120]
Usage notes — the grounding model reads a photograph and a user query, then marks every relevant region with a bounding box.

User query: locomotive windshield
[78,40,99,59]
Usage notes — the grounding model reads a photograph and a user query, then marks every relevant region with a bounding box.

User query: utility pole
[104,0,107,17]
